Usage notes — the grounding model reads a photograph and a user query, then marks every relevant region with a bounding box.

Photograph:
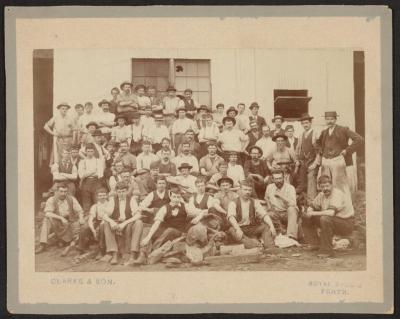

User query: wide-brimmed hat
[226,106,238,116]
[222,116,236,126]
[205,183,219,192]
[120,81,133,89]
[248,145,263,156]
[135,168,150,177]
[272,115,284,123]
[284,124,294,132]
[135,84,146,91]
[153,113,164,121]
[166,86,177,92]
[86,121,99,129]
[298,113,314,122]
[98,99,111,107]
[217,176,234,187]
[272,133,288,142]
[178,162,193,170]
[198,105,208,112]
[249,102,260,110]
[176,106,187,115]
[92,129,103,137]
[115,114,127,122]
[324,111,339,118]
[57,102,71,109]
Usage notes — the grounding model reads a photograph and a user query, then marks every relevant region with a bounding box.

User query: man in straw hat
[295,113,320,202]
[270,115,285,137]
[96,99,115,140]
[227,180,276,249]
[316,111,364,201]
[44,102,75,164]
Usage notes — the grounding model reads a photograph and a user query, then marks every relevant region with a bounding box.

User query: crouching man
[35,183,85,254]
[101,181,143,265]
[77,187,112,258]
[140,186,189,250]
[302,175,355,257]
[227,180,276,249]
[264,169,299,240]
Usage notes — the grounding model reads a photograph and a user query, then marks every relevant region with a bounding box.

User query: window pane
[198,77,210,91]
[156,77,169,91]
[157,61,169,76]
[198,92,211,106]
[132,76,146,86]
[186,77,198,91]
[174,77,187,91]
[146,61,160,76]
[132,61,146,76]
[145,77,157,88]
[197,61,210,76]
[185,62,198,76]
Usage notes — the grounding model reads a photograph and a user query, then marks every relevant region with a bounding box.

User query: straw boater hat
[298,113,314,122]
[120,81,133,90]
[226,106,238,116]
[272,115,284,123]
[57,102,71,109]
[324,111,339,118]
[86,121,99,129]
[272,133,288,142]
[222,116,236,126]
[217,176,234,187]
[178,162,193,171]
[249,102,260,110]
[98,99,111,107]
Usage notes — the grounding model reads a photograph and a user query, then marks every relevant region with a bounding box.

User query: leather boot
[35,243,47,254]
[110,252,118,265]
[132,252,146,266]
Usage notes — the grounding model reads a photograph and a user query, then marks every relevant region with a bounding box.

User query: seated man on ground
[77,187,112,258]
[101,181,143,265]
[167,162,197,201]
[140,186,189,251]
[212,177,239,230]
[36,183,85,254]
[244,145,271,199]
[302,175,355,258]
[227,180,276,249]
[264,169,299,241]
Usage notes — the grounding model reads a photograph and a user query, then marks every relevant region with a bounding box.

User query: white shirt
[89,200,113,221]
[218,128,248,152]
[139,190,168,210]
[163,96,184,114]
[256,137,276,160]
[136,152,159,170]
[108,196,139,221]
[78,113,97,133]
[171,118,198,135]
[265,182,297,212]
[78,157,104,179]
[112,125,132,143]
[227,163,245,185]
[328,125,336,136]
[96,112,115,134]
[146,125,170,144]
[131,123,143,142]
[187,193,216,218]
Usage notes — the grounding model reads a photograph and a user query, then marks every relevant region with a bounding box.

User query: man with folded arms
[302,175,355,257]
[199,141,224,180]
[35,183,85,254]
[102,181,142,265]
[264,169,299,240]
[227,180,276,249]
[244,146,270,199]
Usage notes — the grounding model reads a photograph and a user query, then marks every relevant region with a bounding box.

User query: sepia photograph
[33,48,366,272]
[6,5,392,313]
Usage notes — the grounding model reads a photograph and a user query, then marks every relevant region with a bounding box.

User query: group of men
[36,81,364,265]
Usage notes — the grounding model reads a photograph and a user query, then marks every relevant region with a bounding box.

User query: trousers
[152,226,183,250]
[39,217,80,244]
[80,178,99,213]
[296,163,318,203]
[268,207,299,239]
[77,221,105,252]
[321,155,352,202]
[227,223,275,248]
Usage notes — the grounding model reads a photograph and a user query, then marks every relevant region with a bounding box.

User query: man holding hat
[249,102,267,129]
[244,146,271,199]
[162,86,184,116]
[44,102,75,164]
[173,142,199,174]
[317,111,364,200]
[116,81,138,118]
[97,99,115,139]
[295,113,320,202]
[227,180,276,249]
[167,162,197,197]
[270,115,285,137]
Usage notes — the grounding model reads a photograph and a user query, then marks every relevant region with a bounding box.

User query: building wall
[54,48,355,134]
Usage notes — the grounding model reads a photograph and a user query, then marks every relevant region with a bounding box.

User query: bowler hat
[166,86,177,92]
[98,99,111,107]
[249,102,260,110]
[120,81,133,90]
[57,102,71,109]
[272,133,288,142]
[217,177,234,187]
[248,145,263,156]
[272,115,284,123]
[178,162,193,170]
[284,124,294,132]
[222,116,236,126]
[86,121,99,129]
[226,106,238,116]
[299,113,314,121]
[324,111,339,118]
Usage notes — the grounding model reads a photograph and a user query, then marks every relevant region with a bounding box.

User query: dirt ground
[35,244,366,272]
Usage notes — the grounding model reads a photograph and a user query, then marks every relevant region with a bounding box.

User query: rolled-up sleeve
[227,201,237,220]
[328,190,345,214]
[254,200,267,220]
[154,206,168,223]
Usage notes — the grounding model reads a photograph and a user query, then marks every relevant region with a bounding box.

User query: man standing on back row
[317,111,364,201]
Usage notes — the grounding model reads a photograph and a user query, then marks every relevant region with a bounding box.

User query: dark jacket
[317,125,364,166]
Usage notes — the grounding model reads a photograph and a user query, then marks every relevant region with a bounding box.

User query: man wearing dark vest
[246,120,262,153]
[35,183,85,254]
[227,180,276,248]
[249,102,267,129]
[51,148,78,196]
[295,113,320,202]
[102,181,141,265]
[243,146,270,199]
[317,111,364,201]
[187,177,217,224]
[140,186,189,250]
[182,88,198,119]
